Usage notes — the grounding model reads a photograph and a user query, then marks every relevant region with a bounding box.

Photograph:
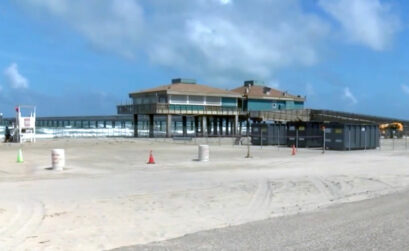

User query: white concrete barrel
[198,145,209,162]
[51,149,65,171]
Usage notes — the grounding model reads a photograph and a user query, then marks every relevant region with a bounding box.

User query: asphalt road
[113,190,409,251]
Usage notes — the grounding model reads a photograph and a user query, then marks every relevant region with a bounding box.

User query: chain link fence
[379,137,409,151]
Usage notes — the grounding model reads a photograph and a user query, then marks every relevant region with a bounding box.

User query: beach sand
[1,138,409,250]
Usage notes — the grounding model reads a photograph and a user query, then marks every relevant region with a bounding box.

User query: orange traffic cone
[291,144,296,156]
[147,150,155,164]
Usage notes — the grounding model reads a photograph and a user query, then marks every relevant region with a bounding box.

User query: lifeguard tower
[15,105,36,143]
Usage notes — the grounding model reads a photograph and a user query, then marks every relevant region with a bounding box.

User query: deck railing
[117,104,239,115]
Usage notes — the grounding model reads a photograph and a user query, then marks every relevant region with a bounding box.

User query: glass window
[133,97,143,104]
[170,95,188,104]
[158,95,167,103]
[206,96,221,105]
[189,95,205,105]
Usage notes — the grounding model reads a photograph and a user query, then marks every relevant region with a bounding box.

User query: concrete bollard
[198,145,209,162]
[52,149,65,171]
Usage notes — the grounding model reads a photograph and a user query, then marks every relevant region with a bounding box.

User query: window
[170,95,188,104]
[133,97,143,104]
[189,95,205,105]
[206,96,221,105]
[142,96,154,104]
[158,95,167,103]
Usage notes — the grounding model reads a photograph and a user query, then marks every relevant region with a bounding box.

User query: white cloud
[148,1,330,82]
[343,87,357,104]
[3,63,29,89]
[218,0,232,5]
[319,0,400,51]
[15,0,400,85]
[17,0,329,82]
[402,84,409,95]
[18,0,144,58]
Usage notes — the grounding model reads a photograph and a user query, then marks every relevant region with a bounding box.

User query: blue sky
[0,0,409,118]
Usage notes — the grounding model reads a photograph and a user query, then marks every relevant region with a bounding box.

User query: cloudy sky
[0,0,408,118]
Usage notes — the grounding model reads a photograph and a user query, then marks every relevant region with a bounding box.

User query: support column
[207,117,211,136]
[213,117,218,136]
[166,114,172,138]
[234,115,239,136]
[230,117,233,136]
[246,119,250,136]
[202,116,208,137]
[226,117,232,136]
[149,114,154,138]
[194,116,199,137]
[182,116,187,137]
[219,117,223,136]
[133,114,138,137]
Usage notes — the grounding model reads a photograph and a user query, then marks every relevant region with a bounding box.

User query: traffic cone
[147,150,155,164]
[17,149,24,163]
[291,145,296,156]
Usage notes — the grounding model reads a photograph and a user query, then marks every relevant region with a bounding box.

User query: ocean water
[0,125,134,140]
[0,125,246,141]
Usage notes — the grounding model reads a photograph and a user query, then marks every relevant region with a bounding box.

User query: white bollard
[198,145,209,162]
[51,149,65,171]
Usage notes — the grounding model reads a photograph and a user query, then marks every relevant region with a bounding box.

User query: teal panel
[170,105,205,111]
[294,101,304,109]
[247,99,274,111]
[285,101,304,110]
[286,101,295,109]
[272,100,286,110]
[222,97,237,107]
[247,99,304,111]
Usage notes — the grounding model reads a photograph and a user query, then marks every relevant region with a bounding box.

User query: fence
[252,132,409,152]
[379,137,409,151]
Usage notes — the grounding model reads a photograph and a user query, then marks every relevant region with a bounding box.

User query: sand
[1,138,409,250]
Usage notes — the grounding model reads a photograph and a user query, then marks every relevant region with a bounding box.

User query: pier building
[117,78,305,137]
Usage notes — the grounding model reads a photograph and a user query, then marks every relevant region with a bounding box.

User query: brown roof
[130,83,241,97]
[231,85,305,101]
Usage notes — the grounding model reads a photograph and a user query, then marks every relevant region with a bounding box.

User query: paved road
[113,190,409,251]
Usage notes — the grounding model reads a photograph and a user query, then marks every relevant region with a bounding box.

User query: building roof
[130,83,241,98]
[231,85,305,102]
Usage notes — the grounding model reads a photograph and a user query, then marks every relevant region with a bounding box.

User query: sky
[0,0,409,118]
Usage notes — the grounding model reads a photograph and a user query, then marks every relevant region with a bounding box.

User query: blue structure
[231,80,305,112]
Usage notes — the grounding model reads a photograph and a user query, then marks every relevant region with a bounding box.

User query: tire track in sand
[235,180,286,224]
[0,198,45,250]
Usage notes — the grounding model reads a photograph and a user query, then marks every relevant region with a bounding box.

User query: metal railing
[249,109,311,122]
[117,103,239,115]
